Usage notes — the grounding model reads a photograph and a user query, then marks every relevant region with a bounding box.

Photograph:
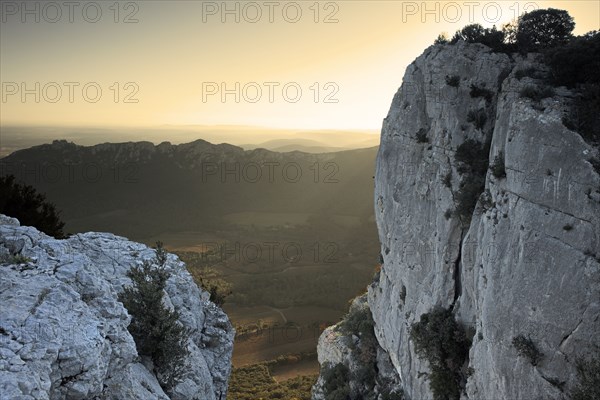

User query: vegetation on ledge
[410,307,472,400]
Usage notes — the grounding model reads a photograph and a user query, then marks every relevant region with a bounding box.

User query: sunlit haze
[1,0,598,137]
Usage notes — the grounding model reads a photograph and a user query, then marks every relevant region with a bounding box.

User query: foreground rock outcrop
[315,40,600,399]
[0,215,234,400]
[311,295,402,400]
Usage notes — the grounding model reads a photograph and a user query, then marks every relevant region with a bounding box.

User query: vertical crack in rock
[451,232,464,310]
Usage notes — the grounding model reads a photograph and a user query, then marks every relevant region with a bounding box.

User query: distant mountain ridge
[0,139,378,239]
[240,137,379,153]
[0,125,379,158]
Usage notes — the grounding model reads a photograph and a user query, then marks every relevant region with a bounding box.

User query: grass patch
[1,254,32,265]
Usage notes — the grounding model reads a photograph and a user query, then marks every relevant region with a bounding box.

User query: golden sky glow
[1,0,598,131]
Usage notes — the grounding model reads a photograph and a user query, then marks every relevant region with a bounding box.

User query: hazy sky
[1,0,598,130]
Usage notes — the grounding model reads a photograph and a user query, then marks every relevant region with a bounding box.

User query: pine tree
[119,242,190,389]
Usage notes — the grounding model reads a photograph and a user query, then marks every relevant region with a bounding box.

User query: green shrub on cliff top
[119,242,190,390]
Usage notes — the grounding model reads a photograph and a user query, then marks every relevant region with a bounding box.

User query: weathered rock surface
[312,295,402,400]
[316,40,600,399]
[0,214,234,400]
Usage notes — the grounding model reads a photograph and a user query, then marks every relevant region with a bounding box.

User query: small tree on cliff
[0,175,65,238]
[516,8,575,51]
[410,307,472,400]
[119,242,190,390]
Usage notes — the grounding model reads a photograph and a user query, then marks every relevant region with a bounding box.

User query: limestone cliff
[0,215,234,400]
[315,41,600,399]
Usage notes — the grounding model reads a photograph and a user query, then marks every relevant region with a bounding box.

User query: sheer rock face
[316,41,600,400]
[0,215,234,400]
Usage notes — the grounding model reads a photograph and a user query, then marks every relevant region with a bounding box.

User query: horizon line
[0,122,381,133]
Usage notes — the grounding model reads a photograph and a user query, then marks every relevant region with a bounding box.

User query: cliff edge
[0,214,234,400]
[315,40,600,400]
